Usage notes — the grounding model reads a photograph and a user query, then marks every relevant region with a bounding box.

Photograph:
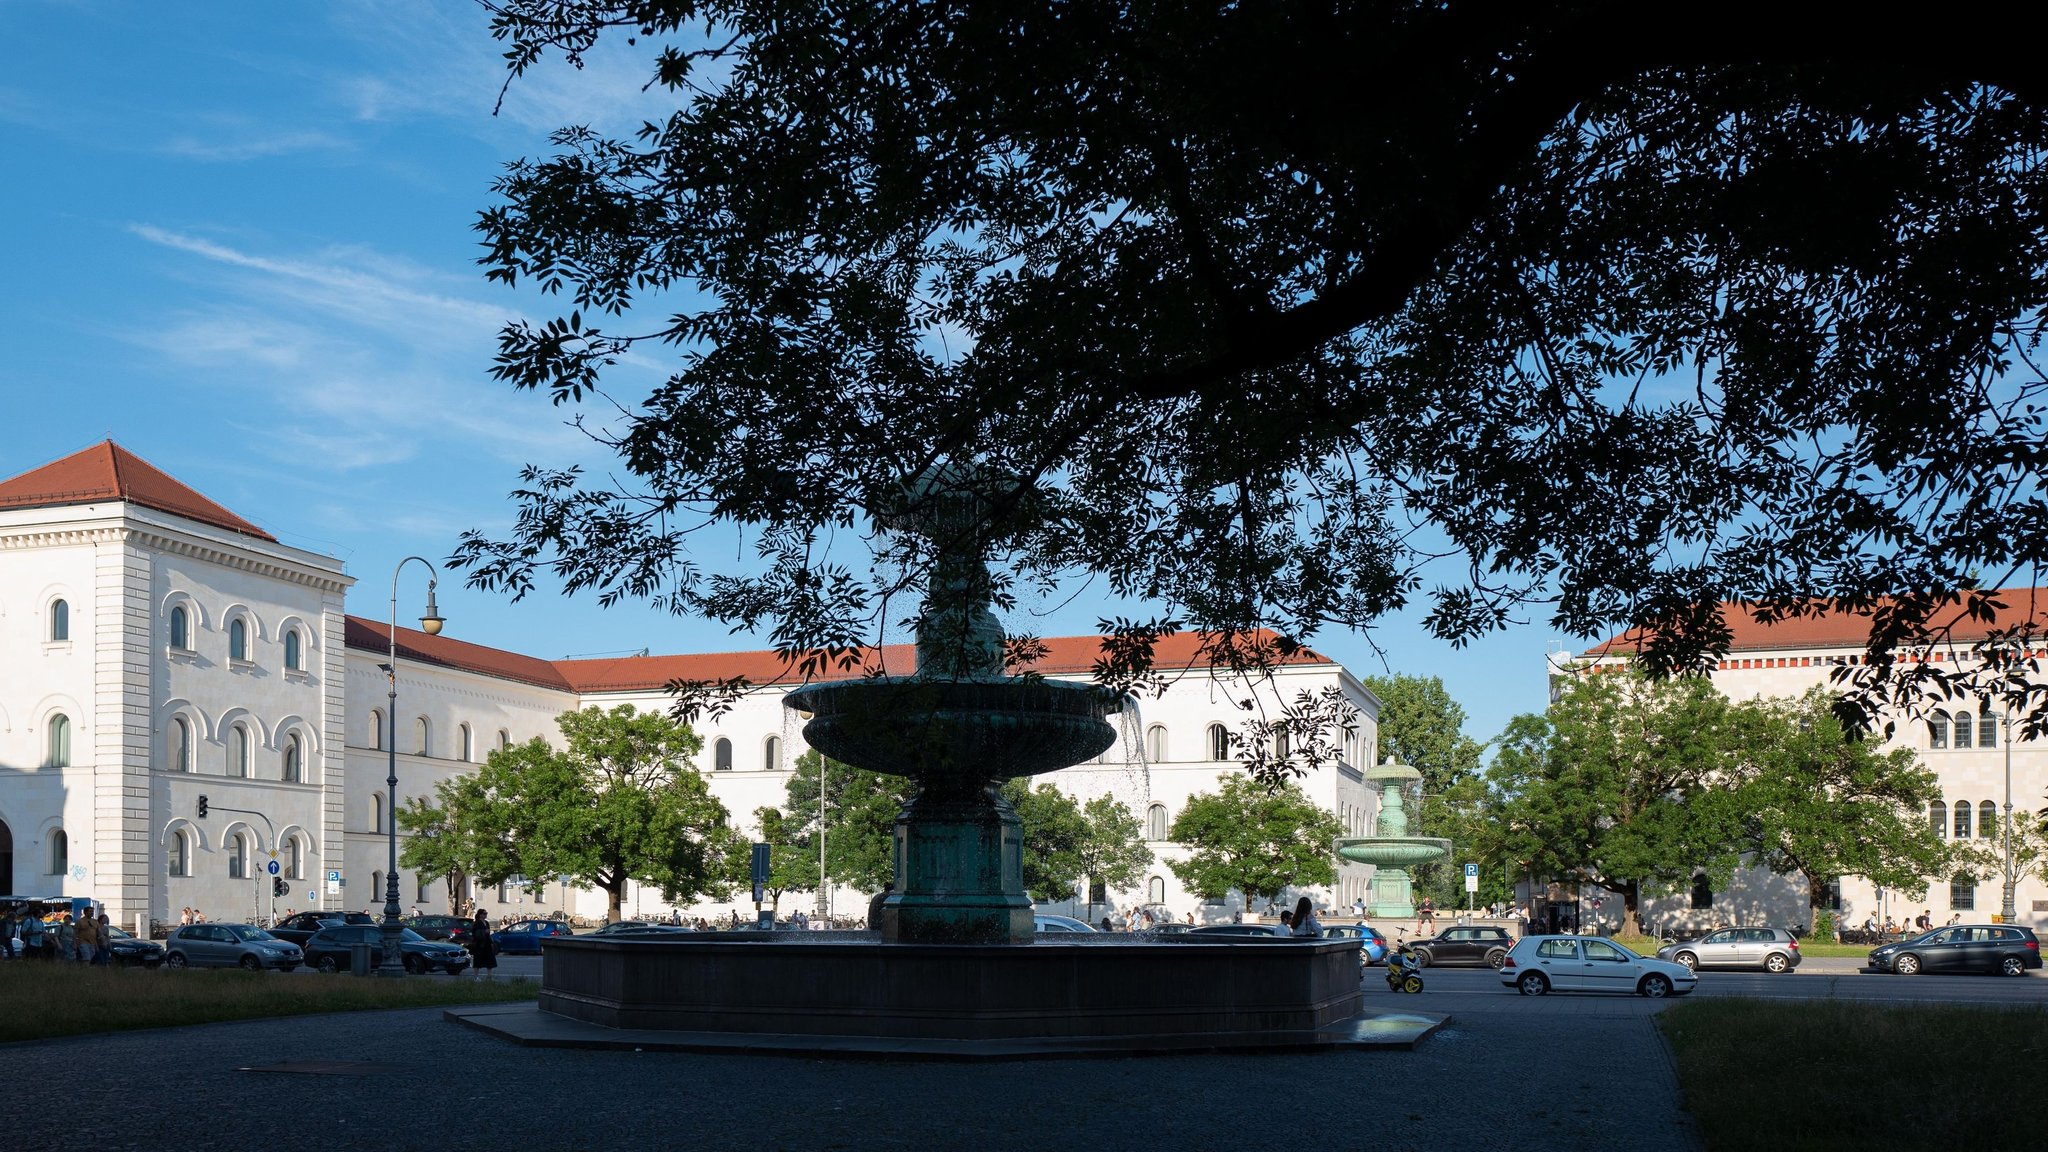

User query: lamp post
[2002,712,2017,924]
[379,557,445,977]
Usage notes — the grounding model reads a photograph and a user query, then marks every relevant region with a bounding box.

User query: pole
[2002,712,2017,923]
[381,556,441,977]
[818,753,829,922]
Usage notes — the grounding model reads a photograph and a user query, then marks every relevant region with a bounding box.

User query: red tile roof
[0,441,275,541]
[345,620,1331,694]
[1588,589,2048,656]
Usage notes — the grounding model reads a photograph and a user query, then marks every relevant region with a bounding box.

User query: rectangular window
[1980,715,1999,747]
[1950,877,1976,911]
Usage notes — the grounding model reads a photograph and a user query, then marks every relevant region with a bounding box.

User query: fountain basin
[535,933,1365,1045]
[784,677,1121,781]
[1335,837,1453,868]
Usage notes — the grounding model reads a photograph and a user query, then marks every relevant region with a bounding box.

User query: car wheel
[165,952,188,969]
[238,955,262,972]
[1411,949,1432,968]
[317,955,338,973]
[1674,951,1699,974]
[1764,952,1790,974]
[1639,973,1673,998]
[2001,955,2028,977]
[1485,948,1508,970]
[1894,953,1921,976]
[1517,971,1549,996]
[403,955,423,975]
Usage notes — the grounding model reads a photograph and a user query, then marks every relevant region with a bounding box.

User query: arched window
[1980,713,1999,747]
[47,714,70,767]
[283,629,301,670]
[1954,712,1973,749]
[1208,723,1230,761]
[415,717,431,756]
[417,874,430,902]
[372,871,384,900]
[286,836,303,879]
[1928,711,1950,749]
[167,829,189,876]
[1954,801,1973,839]
[283,733,302,783]
[230,724,250,778]
[169,606,188,650]
[49,830,67,876]
[371,793,384,834]
[715,738,733,771]
[1148,876,1166,904]
[227,831,248,878]
[229,618,248,662]
[1929,800,1948,837]
[369,710,384,750]
[49,598,69,641]
[1146,803,1169,841]
[459,724,473,762]
[172,717,192,772]
[497,729,511,750]
[1979,801,1998,839]
[764,736,781,772]
[1145,725,1167,762]
[1689,874,1713,910]
[1274,728,1291,759]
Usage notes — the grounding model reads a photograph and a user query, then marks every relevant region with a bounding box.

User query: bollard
[350,940,373,976]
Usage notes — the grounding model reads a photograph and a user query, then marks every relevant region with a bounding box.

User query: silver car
[164,924,303,971]
[1656,927,1801,974]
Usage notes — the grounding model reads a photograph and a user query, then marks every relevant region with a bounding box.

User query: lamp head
[419,580,445,636]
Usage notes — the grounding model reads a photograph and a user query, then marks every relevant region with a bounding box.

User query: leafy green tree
[780,750,912,893]
[1168,776,1342,913]
[1001,781,1087,904]
[1364,673,1488,903]
[459,3,2048,745]
[1075,795,1152,916]
[1487,668,1748,936]
[488,705,740,922]
[1731,689,1949,928]
[727,806,819,913]
[397,772,520,916]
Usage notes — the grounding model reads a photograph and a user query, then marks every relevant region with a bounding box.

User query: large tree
[1486,668,1748,935]
[457,2,2048,748]
[1731,689,1949,929]
[780,750,913,893]
[490,705,740,922]
[397,772,521,916]
[1167,776,1342,914]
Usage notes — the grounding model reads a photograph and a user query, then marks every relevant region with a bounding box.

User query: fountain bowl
[783,677,1121,783]
[1335,836,1453,868]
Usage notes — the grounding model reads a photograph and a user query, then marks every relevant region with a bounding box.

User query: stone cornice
[0,523,353,593]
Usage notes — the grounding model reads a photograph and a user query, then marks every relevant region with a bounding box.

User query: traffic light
[273,877,287,898]
[197,795,208,818]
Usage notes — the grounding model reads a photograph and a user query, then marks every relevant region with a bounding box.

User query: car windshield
[226,926,275,941]
[400,928,426,943]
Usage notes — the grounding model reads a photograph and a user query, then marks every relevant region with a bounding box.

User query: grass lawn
[0,962,535,1044]
[1659,999,2048,1150]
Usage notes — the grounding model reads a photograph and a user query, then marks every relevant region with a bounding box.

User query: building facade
[0,443,1384,928]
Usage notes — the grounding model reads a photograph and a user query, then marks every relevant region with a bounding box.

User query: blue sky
[0,2,1562,745]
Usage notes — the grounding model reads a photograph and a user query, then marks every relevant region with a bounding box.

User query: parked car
[492,919,576,955]
[1411,925,1516,969]
[590,920,694,936]
[104,925,164,968]
[303,924,472,975]
[1499,935,1697,997]
[1866,924,2042,976]
[1033,914,1097,934]
[164,924,302,971]
[405,915,475,945]
[1657,927,1801,974]
[268,910,373,948]
[1185,923,1291,939]
[1326,923,1390,964]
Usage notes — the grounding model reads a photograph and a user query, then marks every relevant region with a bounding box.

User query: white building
[0,442,1384,928]
[1563,598,2048,933]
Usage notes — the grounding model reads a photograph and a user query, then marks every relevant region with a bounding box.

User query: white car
[1499,935,1698,998]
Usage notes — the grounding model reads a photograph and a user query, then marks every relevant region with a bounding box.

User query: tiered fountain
[1335,757,1450,918]
[475,466,1414,1055]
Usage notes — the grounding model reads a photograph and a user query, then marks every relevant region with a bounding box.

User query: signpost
[326,869,343,897]
[1465,862,1479,913]
[267,859,281,876]
[751,843,772,929]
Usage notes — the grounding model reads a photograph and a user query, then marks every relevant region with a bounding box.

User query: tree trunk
[447,869,471,917]
[605,879,625,924]
[1621,879,1642,937]
[1806,871,1829,935]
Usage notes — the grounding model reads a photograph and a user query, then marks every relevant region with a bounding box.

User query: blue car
[491,919,575,955]
[1328,923,1390,965]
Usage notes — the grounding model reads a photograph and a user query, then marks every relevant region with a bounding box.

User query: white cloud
[158,129,352,162]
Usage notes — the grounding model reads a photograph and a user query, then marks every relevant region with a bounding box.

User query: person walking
[72,910,97,963]
[469,911,497,979]
[22,911,46,961]
[1417,896,1436,934]
[94,912,113,965]
[0,908,16,960]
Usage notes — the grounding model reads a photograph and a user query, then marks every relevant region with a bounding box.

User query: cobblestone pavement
[0,997,1696,1152]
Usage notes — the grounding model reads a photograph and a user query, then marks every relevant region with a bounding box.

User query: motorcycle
[1384,943,1425,993]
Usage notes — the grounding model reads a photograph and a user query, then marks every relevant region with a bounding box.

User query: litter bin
[349,941,373,976]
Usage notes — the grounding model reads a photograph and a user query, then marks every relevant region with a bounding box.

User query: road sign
[267,860,281,876]
[1464,863,1479,893]
[326,869,342,895]
[750,843,770,904]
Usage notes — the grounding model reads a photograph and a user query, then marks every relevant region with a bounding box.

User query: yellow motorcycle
[1384,943,1425,993]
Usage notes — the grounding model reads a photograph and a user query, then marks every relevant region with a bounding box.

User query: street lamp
[2003,712,2017,924]
[379,557,445,977]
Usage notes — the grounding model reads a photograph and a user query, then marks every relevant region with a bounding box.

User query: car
[269,910,374,948]
[1326,923,1390,964]
[1184,923,1291,939]
[303,924,472,974]
[1656,927,1802,974]
[491,919,576,954]
[164,924,303,971]
[1866,924,2042,977]
[1033,914,1098,934]
[1410,925,1516,969]
[1499,935,1697,997]
[590,920,694,936]
[1149,922,1193,935]
[104,925,164,968]
[405,914,476,945]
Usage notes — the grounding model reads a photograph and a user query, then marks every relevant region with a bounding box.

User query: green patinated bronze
[1334,758,1451,918]
[783,464,1121,944]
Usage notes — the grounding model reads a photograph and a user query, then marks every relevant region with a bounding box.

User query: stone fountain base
[511,933,1378,1054]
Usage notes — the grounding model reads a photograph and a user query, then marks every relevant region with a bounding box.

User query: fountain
[1336,757,1451,918]
[454,466,1443,1056]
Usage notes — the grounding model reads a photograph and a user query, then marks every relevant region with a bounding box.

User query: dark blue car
[492,919,575,955]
